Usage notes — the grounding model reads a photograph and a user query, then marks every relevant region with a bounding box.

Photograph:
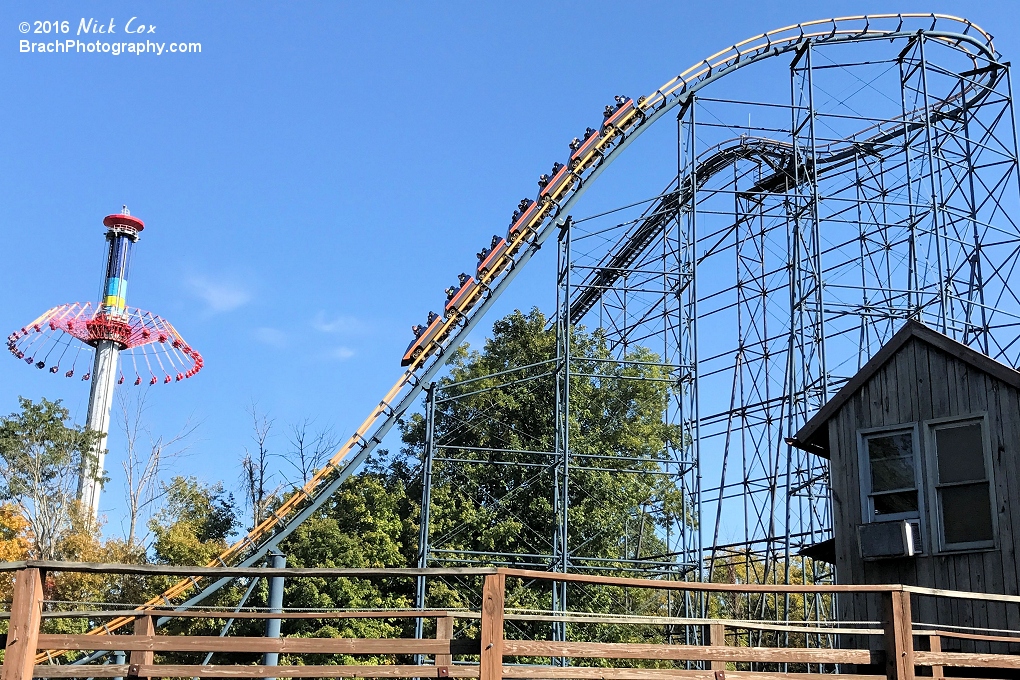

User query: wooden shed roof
[790,321,1020,457]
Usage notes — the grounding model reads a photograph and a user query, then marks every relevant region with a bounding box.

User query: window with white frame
[927,417,995,551]
[859,427,921,523]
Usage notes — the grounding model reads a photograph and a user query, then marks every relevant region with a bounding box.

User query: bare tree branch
[118,390,198,548]
[282,418,342,487]
[239,402,281,530]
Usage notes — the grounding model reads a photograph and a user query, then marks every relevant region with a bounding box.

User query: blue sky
[1,1,1017,540]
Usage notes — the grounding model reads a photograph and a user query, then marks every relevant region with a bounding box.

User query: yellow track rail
[38,12,994,662]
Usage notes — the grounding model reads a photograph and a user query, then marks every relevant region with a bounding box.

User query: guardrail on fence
[0,561,1019,680]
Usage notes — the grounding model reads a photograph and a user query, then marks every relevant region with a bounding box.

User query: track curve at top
[45,13,1000,658]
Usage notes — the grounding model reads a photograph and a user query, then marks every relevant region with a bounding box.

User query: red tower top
[103,208,145,232]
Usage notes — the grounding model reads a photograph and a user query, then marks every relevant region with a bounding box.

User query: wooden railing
[0,562,1018,680]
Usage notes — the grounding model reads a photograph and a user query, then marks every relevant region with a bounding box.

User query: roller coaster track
[567,137,797,325]
[569,38,1004,324]
[45,13,1000,661]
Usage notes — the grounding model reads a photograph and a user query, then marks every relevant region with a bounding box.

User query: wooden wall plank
[923,346,959,637]
[860,367,885,607]
[892,348,919,592]
[995,384,1020,653]
[901,342,938,626]
[832,402,865,632]
[927,348,950,420]
[912,339,936,548]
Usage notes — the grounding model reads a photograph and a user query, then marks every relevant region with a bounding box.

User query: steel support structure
[263,552,286,674]
[414,23,1020,641]
[552,219,571,650]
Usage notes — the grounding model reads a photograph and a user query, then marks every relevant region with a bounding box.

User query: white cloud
[187,275,252,313]
[254,327,288,347]
[327,346,355,360]
[312,311,367,335]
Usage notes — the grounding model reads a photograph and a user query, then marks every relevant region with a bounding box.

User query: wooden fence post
[1,567,43,680]
[928,634,943,680]
[480,574,505,680]
[709,622,726,671]
[435,614,454,668]
[883,590,914,680]
[129,614,154,680]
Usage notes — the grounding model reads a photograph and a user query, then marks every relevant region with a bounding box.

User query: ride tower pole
[80,208,145,519]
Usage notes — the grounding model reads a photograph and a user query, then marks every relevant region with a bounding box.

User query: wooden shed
[791,321,1020,641]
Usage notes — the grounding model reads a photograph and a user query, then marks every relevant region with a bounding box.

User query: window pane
[873,490,918,516]
[868,432,913,461]
[871,457,915,491]
[867,433,915,493]
[935,423,986,483]
[941,483,994,545]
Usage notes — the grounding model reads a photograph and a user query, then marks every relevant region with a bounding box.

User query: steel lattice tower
[414,19,1020,628]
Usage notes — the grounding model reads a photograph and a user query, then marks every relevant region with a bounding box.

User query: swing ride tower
[6,208,204,518]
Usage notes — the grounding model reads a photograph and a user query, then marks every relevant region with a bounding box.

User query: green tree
[275,463,416,663]
[275,308,689,657]
[390,308,691,654]
[149,475,238,565]
[41,476,239,638]
[397,309,685,576]
[0,397,102,560]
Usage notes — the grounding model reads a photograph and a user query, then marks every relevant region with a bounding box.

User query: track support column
[264,552,287,675]
[415,383,438,665]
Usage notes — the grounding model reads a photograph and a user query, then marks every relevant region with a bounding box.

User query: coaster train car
[401,95,645,368]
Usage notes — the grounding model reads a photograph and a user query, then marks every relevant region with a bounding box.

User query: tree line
[0,309,822,663]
